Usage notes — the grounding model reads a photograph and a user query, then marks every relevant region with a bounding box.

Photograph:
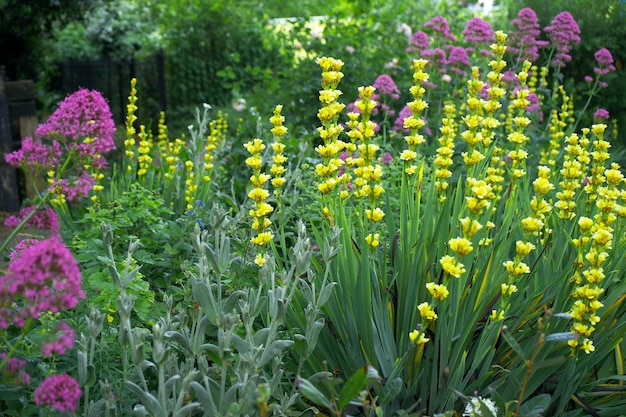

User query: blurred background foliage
[1,0,625,147]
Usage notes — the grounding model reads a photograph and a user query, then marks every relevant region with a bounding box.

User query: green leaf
[297,378,332,410]
[338,366,369,411]
[518,394,551,417]
[501,327,527,361]
[258,339,294,368]
[190,381,218,417]
[379,377,403,405]
[545,332,577,342]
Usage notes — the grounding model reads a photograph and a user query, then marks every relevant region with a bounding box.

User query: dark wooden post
[0,68,21,212]
[5,79,39,202]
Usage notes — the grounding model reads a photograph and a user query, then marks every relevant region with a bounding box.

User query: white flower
[396,22,413,42]
[463,396,499,417]
[232,98,247,112]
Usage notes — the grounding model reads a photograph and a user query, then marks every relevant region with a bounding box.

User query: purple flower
[424,16,457,42]
[4,205,60,235]
[584,75,593,83]
[393,105,413,132]
[544,11,581,68]
[9,238,38,261]
[0,354,30,384]
[447,46,471,74]
[593,108,610,121]
[373,74,400,99]
[462,17,495,44]
[407,31,430,53]
[0,237,84,329]
[380,152,393,164]
[508,8,549,64]
[593,48,616,75]
[41,321,76,357]
[34,374,82,412]
[5,88,116,202]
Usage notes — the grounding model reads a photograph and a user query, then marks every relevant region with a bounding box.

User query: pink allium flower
[424,16,457,42]
[0,354,30,384]
[584,75,593,83]
[598,81,608,88]
[34,374,81,412]
[593,108,610,121]
[373,74,400,99]
[508,7,549,64]
[407,31,430,53]
[593,48,616,75]
[0,237,84,329]
[462,17,495,44]
[41,321,75,357]
[4,205,60,235]
[380,152,393,164]
[543,11,581,68]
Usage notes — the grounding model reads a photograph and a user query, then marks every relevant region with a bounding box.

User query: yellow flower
[460,217,483,238]
[580,338,595,354]
[251,231,274,246]
[254,253,267,267]
[521,217,543,233]
[503,260,530,276]
[501,283,518,297]
[417,302,438,322]
[400,150,417,161]
[425,282,449,301]
[248,187,270,203]
[440,255,466,278]
[366,207,385,222]
[489,309,505,321]
[448,237,473,257]
[365,233,380,249]
[409,330,430,345]
[515,240,535,257]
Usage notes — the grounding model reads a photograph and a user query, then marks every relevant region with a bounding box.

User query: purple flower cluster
[372,74,400,117]
[0,237,84,329]
[462,17,495,44]
[41,321,75,357]
[4,205,60,235]
[593,48,616,75]
[372,74,400,99]
[424,16,457,42]
[34,88,116,161]
[407,31,430,54]
[544,11,581,68]
[508,8,549,64]
[593,108,610,121]
[0,354,30,384]
[5,88,116,201]
[446,46,471,75]
[34,373,82,412]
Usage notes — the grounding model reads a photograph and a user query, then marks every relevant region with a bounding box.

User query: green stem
[0,318,35,373]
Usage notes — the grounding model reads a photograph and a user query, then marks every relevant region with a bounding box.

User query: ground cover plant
[1,6,626,417]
